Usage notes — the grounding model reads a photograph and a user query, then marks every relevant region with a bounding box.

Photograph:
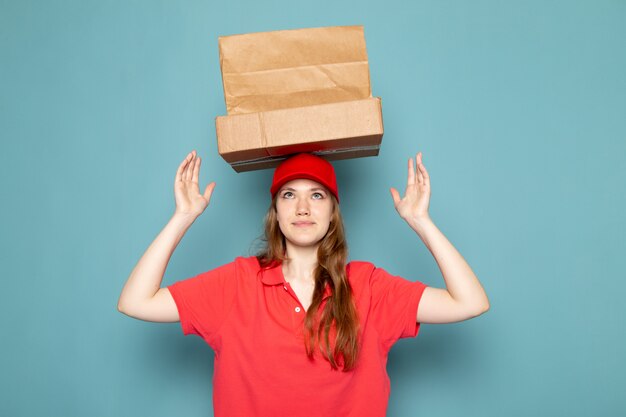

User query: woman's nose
[296,199,310,215]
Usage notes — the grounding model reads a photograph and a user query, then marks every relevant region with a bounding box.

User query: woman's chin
[285,238,323,249]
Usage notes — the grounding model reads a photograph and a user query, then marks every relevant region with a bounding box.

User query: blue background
[2,1,625,416]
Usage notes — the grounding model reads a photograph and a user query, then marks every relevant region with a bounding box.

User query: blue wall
[2,1,625,416]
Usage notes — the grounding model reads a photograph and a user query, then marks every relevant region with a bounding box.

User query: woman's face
[275,178,334,249]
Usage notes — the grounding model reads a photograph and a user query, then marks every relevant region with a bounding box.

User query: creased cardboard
[215,25,384,172]
[219,26,371,115]
[216,98,383,172]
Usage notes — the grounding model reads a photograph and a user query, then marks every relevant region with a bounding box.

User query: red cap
[270,153,339,202]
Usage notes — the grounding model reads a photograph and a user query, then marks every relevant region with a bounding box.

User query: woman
[117,151,489,417]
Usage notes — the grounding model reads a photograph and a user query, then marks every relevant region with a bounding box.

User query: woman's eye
[281,191,294,198]
[312,192,324,200]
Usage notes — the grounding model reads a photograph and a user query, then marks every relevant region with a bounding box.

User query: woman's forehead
[279,178,329,192]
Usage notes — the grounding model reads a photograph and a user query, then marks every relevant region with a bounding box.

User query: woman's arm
[117,150,216,322]
[390,152,489,324]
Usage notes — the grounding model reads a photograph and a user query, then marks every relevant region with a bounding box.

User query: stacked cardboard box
[215,26,384,172]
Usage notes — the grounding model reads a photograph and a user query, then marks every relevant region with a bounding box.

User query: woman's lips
[293,221,315,227]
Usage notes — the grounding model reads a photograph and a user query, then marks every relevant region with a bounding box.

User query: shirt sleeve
[167,261,238,342]
[369,266,427,350]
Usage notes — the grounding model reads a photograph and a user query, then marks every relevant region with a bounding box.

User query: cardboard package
[215,25,384,172]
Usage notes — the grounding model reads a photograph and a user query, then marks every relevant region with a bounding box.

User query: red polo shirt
[168,256,427,417]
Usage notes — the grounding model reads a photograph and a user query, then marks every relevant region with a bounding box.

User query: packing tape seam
[230,145,381,167]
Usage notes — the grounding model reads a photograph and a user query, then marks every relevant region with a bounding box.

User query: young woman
[118,151,489,417]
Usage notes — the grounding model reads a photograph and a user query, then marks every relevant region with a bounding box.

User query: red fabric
[168,256,427,417]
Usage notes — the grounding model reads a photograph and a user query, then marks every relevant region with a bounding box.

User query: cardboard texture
[215,25,384,172]
[219,26,371,115]
[216,97,383,172]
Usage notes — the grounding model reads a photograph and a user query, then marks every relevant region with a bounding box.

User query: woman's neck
[282,243,318,283]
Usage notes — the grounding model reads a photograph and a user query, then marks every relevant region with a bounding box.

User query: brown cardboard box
[215,26,383,172]
[216,97,383,172]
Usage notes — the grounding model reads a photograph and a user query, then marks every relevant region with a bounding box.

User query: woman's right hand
[173,150,216,219]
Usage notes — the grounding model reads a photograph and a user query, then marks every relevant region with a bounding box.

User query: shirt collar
[260,264,285,285]
[260,262,333,300]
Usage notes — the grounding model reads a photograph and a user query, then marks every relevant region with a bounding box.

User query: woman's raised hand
[174,150,216,219]
[390,152,431,226]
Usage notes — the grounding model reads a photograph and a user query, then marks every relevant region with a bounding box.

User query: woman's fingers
[175,150,203,195]
[182,151,190,181]
[203,182,216,202]
[407,157,416,186]
[389,187,401,206]
[172,150,216,216]
[392,152,431,221]
[176,151,193,182]
[417,153,430,187]
[416,152,424,185]
[184,151,195,182]
[192,155,201,183]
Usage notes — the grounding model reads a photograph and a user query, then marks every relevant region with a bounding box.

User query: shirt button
[295,307,301,313]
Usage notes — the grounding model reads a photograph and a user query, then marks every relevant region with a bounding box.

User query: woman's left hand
[390,152,431,226]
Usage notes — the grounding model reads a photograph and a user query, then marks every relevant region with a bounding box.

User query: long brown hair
[256,194,360,371]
